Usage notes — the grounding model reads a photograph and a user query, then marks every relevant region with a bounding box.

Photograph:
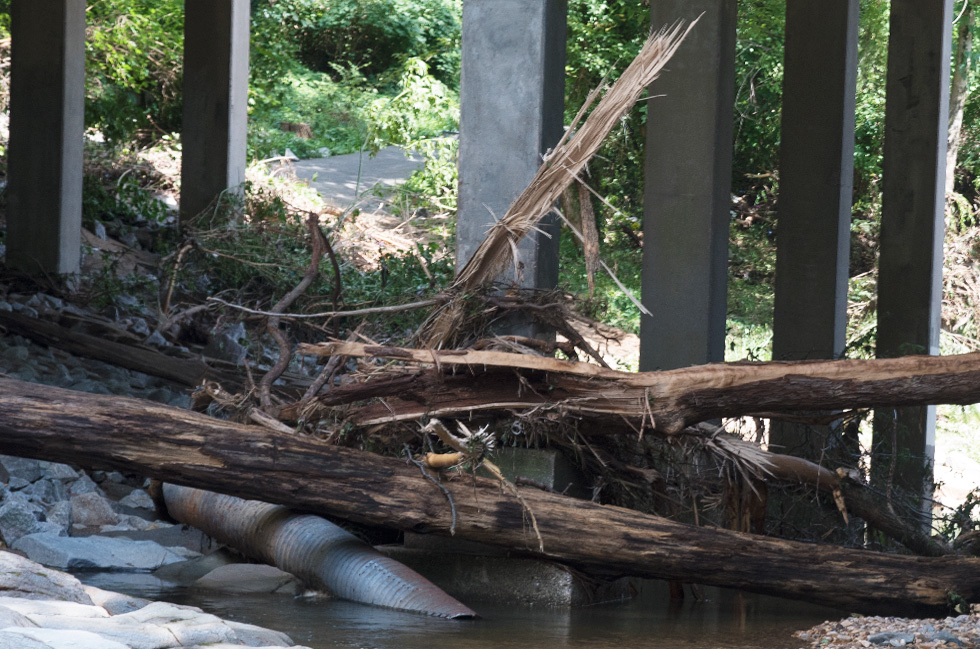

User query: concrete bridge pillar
[180,0,250,224]
[640,0,736,371]
[455,0,566,292]
[6,0,86,275]
[873,0,953,513]
[769,0,859,457]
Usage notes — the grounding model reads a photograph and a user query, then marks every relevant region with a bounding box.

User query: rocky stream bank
[1,286,979,648]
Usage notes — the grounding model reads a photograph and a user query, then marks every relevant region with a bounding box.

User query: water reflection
[81,574,841,649]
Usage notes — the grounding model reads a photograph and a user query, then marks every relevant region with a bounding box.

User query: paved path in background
[291,146,424,212]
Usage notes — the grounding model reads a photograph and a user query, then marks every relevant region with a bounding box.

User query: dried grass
[419,19,699,347]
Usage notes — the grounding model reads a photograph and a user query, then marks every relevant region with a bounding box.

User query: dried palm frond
[419,19,699,347]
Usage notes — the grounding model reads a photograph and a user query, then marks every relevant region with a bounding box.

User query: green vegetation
[1,0,979,354]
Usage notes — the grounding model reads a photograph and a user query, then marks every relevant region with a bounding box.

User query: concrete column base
[377,545,633,607]
[382,448,629,607]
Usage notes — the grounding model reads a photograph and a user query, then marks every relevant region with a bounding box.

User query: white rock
[82,585,150,615]
[0,604,37,629]
[3,627,132,649]
[0,596,109,619]
[0,630,50,649]
[19,613,178,649]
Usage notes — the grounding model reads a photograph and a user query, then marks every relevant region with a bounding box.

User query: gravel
[796,612,980,648]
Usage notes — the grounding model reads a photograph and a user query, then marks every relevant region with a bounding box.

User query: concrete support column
[769,0,859,457]
[455,0,566,291]
[640,0,736,371]
[873,0,953,513]
[180,0,250,223]
[6,0,85,275]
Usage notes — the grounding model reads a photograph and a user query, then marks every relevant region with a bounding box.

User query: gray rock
[9,366,39,383]
[68,379,102,394]
[12,534,185,571]
[0,455,42,483]
[869,632,917,646]
[104,377,134,394]
[128,317,151,336]
[120,231,140,248]
[99,514,158,532]
[90,525,212,556]
[146,387,173,403]
[25,293,63,311]
[105,471,126,484]
[166,546,203,561]
[145,330,169,347]
[119,488,155,510]
[24,478,67,506]
[10,304,38,318]
[193,563,301,595]
[927,630,965,646]
[93,220,108,239]
[67,473,102,497]
[34,521,68,537]
[204,322,247,363]
[227,620,297,647]
[168,393,191,409]
[0,605,36,629]
[115,293,140,309]
[46,501,72,534]
[0,498,44,544]
[39,461,79,482]
[6,476,30,490]
[153,549,240,585]
[1,345,30,363]
[70,492,119,526]
[0,551,94,603]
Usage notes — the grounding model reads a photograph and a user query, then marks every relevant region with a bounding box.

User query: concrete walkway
[291,145,424,212]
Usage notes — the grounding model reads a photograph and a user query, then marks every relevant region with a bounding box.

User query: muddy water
[83,574,840,649]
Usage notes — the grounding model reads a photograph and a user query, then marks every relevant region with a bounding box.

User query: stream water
[81,573,841,649]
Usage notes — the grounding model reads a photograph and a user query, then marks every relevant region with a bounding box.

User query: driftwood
[0,376,977,617]
[419,22,694,346]
[293,342,980,433]
[0,310,311,397]
[0,309,238,388]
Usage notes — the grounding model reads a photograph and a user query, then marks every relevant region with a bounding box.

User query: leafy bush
[248,2,460,161]
[85,0,185,145]
[251,0,460,85]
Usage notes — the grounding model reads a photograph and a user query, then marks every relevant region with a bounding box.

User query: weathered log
[294,342,980,434]
[0,310,310,396]
[0,376,977,616]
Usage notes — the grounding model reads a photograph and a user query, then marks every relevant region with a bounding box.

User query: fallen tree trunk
[293,342,980,434]
[0,376,977,617]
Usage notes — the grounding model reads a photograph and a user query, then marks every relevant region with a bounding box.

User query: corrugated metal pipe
[162,484,478,619]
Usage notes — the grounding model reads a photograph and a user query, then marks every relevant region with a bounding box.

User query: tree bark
[0,376,977,617]
[293,343,980,434]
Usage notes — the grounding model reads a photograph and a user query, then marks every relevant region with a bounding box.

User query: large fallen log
[0,376,977,617]
[293,342,980,433]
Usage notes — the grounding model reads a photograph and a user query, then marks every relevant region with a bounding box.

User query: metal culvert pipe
[162,484,477,619]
